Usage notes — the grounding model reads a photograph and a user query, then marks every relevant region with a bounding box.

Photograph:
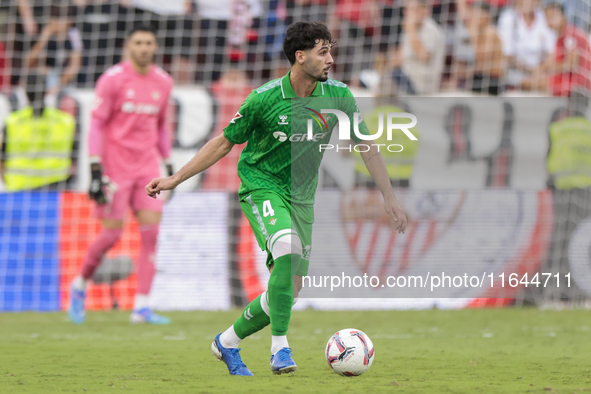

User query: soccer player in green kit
[146,21,408,376]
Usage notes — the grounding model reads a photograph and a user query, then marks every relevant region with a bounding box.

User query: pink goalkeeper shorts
[94,172,163,220]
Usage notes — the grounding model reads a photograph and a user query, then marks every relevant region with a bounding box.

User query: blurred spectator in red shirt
[523,2,591,96]
[0,41,8,92]
[332,0,380,36]
[227,0,254,63]
[327,0,381,84]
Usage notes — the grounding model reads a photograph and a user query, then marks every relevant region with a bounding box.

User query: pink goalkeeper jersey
[91,61,173,180]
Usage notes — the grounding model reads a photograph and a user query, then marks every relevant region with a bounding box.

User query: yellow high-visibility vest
[354,105,419,180]
[4,107,75,191]
[547,117,591,190]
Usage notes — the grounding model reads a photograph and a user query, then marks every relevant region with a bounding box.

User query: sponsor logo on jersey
[278,115,289,125]
[273,131,288,142]
[121,101,160,115]
[273,131,329,142]
[230,111,243,124]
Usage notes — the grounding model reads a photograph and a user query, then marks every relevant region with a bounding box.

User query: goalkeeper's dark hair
[127,23,157,39]
[283,21,336,66]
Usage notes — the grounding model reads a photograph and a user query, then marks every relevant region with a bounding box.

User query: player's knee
[269,232,303,260]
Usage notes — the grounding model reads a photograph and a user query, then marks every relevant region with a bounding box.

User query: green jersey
[223,71,369,205]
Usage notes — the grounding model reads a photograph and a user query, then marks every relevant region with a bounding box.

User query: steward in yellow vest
[1,72,75,191]
[2,106,75,191]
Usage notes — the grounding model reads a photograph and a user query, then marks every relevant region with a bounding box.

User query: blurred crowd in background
[0,0,589,99]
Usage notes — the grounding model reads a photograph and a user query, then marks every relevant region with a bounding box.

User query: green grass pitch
[1,308,591,393]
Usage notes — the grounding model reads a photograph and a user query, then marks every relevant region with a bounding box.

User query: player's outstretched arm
[146,134,234,198]
[359,144,408,233]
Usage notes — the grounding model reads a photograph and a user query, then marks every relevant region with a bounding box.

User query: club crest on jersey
[231,111,243,124]
[269,217,277,225]
[152,91,160,101]
[92,97,103,111]
[126,89,135,98]
[278,115,289,125]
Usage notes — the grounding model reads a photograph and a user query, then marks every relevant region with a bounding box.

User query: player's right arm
[146,134,234,197]
[88,70,117,204]
[146,91,260,198]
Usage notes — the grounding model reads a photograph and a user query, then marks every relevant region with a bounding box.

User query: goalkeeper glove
[166,163,174,178]
[88,162,108,205]
[165,162,175,202]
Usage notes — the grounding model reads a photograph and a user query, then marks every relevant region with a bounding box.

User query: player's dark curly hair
[283,21,337,66]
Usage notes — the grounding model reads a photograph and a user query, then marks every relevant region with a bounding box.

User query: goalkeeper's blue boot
[130,308,171,325]
[211,333,254,376]
[270,347,297,375]
[68,284,86,324]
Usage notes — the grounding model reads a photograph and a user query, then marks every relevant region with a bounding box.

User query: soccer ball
[325,328,374,376]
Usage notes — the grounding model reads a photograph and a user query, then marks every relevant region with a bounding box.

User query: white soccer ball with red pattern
[325,328,375,376]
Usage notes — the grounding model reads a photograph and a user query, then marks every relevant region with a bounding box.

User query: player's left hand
[384,196,407,234]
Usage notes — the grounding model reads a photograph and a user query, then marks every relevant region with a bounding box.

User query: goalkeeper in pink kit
[69,24,174,325]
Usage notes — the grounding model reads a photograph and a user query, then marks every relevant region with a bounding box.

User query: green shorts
[240,190,314,277]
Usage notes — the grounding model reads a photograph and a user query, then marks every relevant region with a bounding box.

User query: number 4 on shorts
[263,200,275,217]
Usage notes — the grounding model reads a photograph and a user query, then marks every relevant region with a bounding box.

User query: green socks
[231,253,301,339]
[268,254,300,336]
[233,292,271,339]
